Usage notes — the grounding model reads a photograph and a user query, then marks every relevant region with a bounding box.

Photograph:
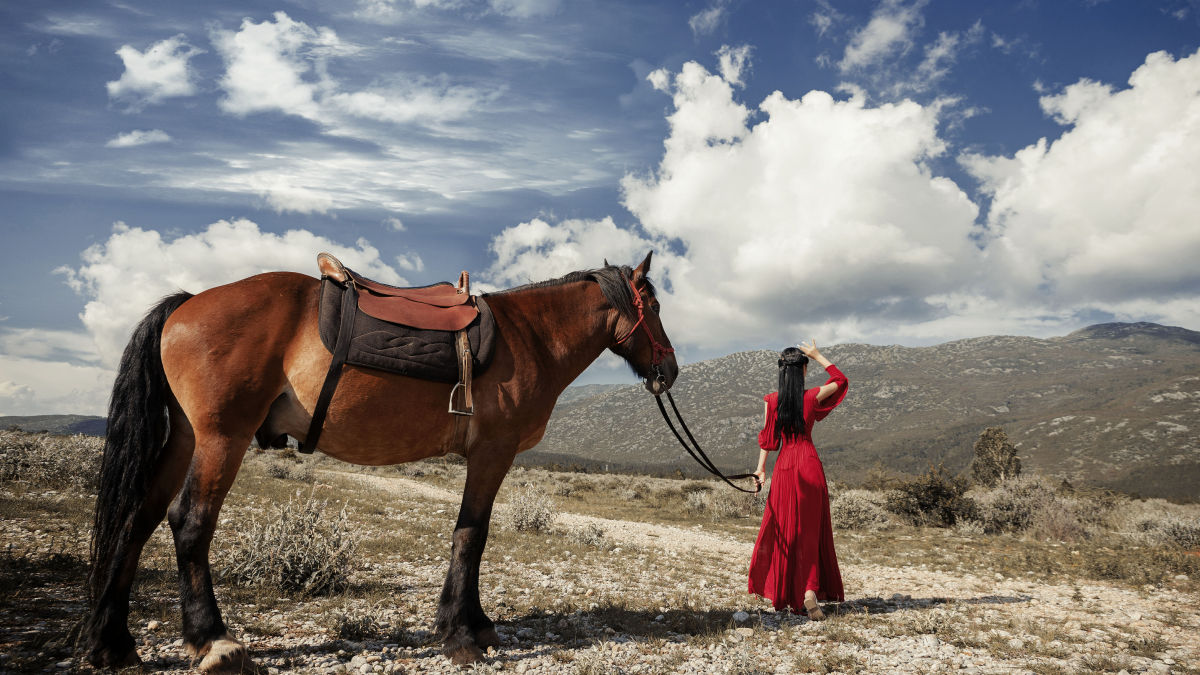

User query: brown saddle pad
[317,278,496,383]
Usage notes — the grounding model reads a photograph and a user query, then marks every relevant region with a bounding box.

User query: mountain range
[530,322,1200,499]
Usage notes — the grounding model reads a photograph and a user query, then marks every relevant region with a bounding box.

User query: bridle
[614,276,674,367]
[614,275,760,494]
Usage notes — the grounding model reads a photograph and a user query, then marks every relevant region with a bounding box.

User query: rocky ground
[1,453,1197,674]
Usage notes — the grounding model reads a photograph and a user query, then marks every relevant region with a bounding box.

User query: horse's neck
[487,281,614,393]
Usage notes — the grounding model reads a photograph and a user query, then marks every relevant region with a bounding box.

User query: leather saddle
[317,252,478,331]
[301,253,495,454]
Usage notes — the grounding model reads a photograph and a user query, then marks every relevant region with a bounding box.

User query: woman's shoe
[803,592,825,621]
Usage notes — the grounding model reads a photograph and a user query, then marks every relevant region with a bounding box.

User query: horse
[83,252,678,671]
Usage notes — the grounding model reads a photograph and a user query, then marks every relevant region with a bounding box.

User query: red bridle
[614,277,675,366]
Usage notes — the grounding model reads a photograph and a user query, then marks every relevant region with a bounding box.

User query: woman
[747,340,848,619]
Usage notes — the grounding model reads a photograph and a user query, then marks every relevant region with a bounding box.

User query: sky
[1,0,1199,415]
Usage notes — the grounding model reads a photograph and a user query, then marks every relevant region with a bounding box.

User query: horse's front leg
[434,448,513,665]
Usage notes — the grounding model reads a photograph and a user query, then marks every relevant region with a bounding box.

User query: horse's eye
[651,302,661,314]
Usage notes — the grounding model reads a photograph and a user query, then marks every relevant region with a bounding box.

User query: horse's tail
[88,291,193,603]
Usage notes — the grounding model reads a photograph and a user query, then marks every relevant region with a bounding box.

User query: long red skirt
[747,440,844,611]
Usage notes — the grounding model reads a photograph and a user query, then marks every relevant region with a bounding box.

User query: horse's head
[608,252,679,395]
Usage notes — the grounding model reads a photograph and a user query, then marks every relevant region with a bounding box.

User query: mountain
[533,323,1200,499]
[0,414,107,436]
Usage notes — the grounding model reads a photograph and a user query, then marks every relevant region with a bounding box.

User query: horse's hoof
[87,645,142,670]
[196,634,254,673]
[444,641,485,666]
[474,626,501,649]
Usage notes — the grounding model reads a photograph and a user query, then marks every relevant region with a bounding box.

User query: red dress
[747,365,849,611]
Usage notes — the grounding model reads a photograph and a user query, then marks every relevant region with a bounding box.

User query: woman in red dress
[748,340,848,619]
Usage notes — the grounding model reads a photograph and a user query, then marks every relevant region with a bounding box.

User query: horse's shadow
[492,593,1033,662]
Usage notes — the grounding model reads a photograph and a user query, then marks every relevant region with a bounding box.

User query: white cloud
[689,0,731,37]
[716,45,752,88]
[487,53,983,349]
[396,251,425,272]
[489,0,560,18]
[485,217,664,291]
[58,219,408,367]
[386,217,406,231]
[962,47,1200,309]
[839,0,925,72]
[106,35,201,109]
[211,12,331,119]
[105,129,171,148]
[0,355,112,416]
[326,77,485,124]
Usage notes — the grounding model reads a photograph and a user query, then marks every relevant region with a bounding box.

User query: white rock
[732,611,750,623]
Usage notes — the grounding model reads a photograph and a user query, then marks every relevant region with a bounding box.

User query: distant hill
[533,323,1200,499]
[0,414,106,436]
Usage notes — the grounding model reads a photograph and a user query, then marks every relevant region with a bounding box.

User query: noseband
[614,277,675,366]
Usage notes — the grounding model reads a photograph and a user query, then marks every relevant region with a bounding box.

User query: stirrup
[448,382,473,416]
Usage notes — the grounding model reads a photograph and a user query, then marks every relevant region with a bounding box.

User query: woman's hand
[753,467,766,488]
[799,339,833,368]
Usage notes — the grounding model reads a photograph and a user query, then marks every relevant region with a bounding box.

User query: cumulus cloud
[211,12,333,119]
[57,219,407,367]
[0,356,112,416]
[839,0,925,72]
[106,35,201,109]
[484,49,982,348]
[962,47,1200,309]
[105,129,171,148]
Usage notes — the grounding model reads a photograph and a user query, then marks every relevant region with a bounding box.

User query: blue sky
[2,0,1199,415]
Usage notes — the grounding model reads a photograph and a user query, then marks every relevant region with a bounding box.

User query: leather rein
[617,277,761,494]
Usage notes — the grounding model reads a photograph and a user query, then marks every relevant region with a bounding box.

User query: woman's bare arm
[799,339,840,402]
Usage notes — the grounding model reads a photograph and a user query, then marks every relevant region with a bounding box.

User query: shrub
[885,464,977,527]
[831,489,893,531]
[971,474,1057,534]
[0,431,103,491]
[1132,515,1200,549]
[500,485,557,532]
[684,485,759,520]
[970,427,1021,487]
[568,522,607,547]
[221,491,360,596]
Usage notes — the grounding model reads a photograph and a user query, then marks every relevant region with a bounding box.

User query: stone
[732,611,750,623]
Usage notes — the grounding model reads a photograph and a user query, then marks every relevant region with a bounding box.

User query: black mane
[485,265,655,320]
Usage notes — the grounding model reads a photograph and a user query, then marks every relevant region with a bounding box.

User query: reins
[655,388,762,494]
[619,273,759,494]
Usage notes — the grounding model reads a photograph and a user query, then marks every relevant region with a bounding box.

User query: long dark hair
[776,347,808,440]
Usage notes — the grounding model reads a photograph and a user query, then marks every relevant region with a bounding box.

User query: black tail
[88,291,193,604]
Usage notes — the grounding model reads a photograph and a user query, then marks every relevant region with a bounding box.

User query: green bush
[885,464,977,527]
[221,492,360,596]
[970,427,1021,487]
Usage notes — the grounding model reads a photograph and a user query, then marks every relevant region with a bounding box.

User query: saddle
[300,253,496,454]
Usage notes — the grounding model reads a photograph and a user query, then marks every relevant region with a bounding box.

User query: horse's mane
[485,265,656,320]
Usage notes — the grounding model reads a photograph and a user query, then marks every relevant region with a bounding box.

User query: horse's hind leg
[85,403,195,668]
[167,427,255,673]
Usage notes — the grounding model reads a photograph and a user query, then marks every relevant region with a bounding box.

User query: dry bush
[970,426,1021,487]
[567,522,607,547]
[831,489,893,531]
[885,464,977,527]
[220,491,360,596]
[1130,515,1200,549]
[0,431,103,491]
[684,484,760,520]
[500,484,557,532]
[969,474,1058,534]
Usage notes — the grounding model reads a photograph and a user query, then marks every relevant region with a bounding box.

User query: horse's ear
[603,258,610,267]
[632,251,653,283]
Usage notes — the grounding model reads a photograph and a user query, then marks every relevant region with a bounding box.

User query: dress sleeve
[757,393,779,451]
[811,364,849,422]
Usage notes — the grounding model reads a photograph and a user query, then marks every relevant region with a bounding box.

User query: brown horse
[83,253,678,671]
